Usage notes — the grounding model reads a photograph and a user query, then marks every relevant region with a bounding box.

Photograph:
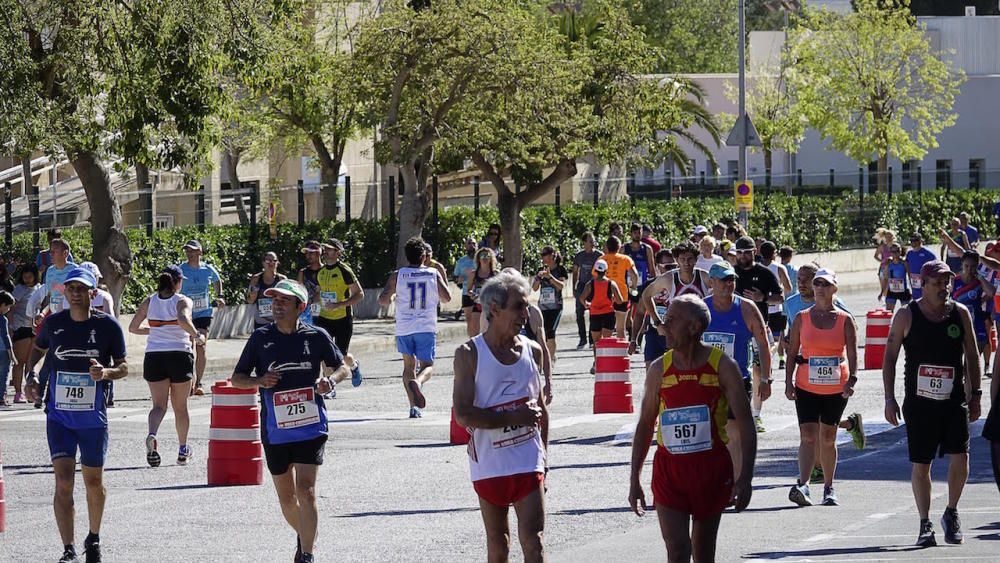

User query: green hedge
[7,188,998,313]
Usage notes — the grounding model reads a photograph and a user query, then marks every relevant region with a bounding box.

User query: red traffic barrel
[594,338,634,414]
[864,310,893,370]
[207,380,264,486]
[1,442,6,532]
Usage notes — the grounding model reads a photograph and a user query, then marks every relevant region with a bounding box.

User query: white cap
[813,268,838,286]
[79,261,102,280]
[594,259,608,273]
[693,225,708,235]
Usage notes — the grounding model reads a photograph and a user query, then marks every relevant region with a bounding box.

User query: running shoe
[59,547,80,563]
[847,412,866,450]
[84,534,101,563]
[177,445,192,466]
[324,382,337,400]
[788,483,813,507]
[754,416,766,433]
[941,507,963,544]
[0,395,7,407]
[778,358,786,370]
[193,383,205,396]
[351,360,363,387]
[916,518,937,547]
[809,466,824,484]
[407,380,426,409]
[34,397,42,409]
[576,341,587,350]
[822,486,839,506]
[300,553,315,563]
[409,406,423,419]
[146,434,161,467]
[13,392,25,403]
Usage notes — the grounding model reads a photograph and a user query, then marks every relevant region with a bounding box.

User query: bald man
[629,294,757,562]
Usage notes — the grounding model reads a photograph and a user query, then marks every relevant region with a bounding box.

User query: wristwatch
[760,378,773,385]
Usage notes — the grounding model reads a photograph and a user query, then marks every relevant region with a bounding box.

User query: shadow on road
[337,507,478,518]
[745,544,927,559]
[136,483,222,491]
[549,461,629,471]
[552,506,633,516]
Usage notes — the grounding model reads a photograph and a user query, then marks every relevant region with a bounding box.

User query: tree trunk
[311,135,344,220]
[763,149,772,180]
[71,152,131,315]
[878,154,889,193]
[497,190,524,271]
[224,150,250,225]
[395,162,428,267]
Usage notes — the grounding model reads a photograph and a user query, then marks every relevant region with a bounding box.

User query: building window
[936,160,952,190]
[969,159,985,189]
[901,160,919,191]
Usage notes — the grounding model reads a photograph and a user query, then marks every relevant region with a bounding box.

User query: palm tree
[657,77,723,177]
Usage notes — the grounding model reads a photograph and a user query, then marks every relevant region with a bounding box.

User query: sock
[85,532,99,546]
[64,544,76,554]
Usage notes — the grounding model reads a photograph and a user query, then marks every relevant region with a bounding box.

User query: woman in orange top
[784,268,858,508]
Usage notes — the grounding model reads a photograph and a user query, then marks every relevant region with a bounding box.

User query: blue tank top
[624,242,652,284]
[887,261,908,292]
[703,295,753,380]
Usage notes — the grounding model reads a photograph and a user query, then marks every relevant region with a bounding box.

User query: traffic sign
[734,180,753,212]
[725,114,762,147]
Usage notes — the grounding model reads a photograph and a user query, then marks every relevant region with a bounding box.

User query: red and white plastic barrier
[207,381,264,486]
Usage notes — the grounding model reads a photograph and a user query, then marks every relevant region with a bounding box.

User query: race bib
[321,291,338,308]
[257,297,273,318]
[889,278,905,293]
[486,398,537,449]
[768,303,782,315]
[916,364,955,400]
[273,387,320,429]
[655,304,668,319]
[808,356,841,386]
[191,295,209,310]
[310,303,321,316]
[660,405,711,454]
[539,287,557,307]
[55,371,97,411]
[909,274,922,290]
[702,332,736,358]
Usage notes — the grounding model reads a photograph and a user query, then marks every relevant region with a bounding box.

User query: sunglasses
[488,232,499,236]
[736,249,755,254]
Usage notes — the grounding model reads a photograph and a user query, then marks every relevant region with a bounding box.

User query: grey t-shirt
[573,250,603,294]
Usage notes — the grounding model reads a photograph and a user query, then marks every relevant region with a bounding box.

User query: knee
[664,536,692,562]
[295,481,317,504]
[799,431,817,447]
[81,473,104,494]
[54,475,75,498]
[520,530,544,559]
[486,530,511,558]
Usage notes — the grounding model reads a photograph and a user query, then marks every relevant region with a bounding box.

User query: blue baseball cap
[62,267,97,289]
[163,265,187,280]
[709,262,737,280]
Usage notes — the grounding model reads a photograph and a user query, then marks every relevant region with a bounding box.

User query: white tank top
[467,334,546,482]
[394,266,440,336]
[146,293,192,353]
[666,269,709,302]
[766,263,785,315]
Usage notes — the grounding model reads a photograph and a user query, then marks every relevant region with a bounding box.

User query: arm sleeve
[109,318,127,360]
[320,331,344,370]
[234,332,259,375]
[209,265,222,284]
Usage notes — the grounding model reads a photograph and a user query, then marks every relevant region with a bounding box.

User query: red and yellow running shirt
[656,347,729,455]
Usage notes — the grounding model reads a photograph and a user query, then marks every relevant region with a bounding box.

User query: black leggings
[992,440,1000,495]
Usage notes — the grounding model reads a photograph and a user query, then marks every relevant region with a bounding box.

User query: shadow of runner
[745,544,927,560]
[337,507,479,518]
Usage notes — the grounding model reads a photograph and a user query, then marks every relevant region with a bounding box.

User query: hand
[89,359,106,381]
[742,288,765,302]
[842,381,855,399]
[213,298,226,308]
[784,381,796,401]
[511,402,543,427]
[757,380,772,401]
[315,376,333,395]
[258,371,281,389]
[885,397,901,426]
[543,381,553,405]
[629,480,647,517]
[732,476,753,512]
[969,396,981,422]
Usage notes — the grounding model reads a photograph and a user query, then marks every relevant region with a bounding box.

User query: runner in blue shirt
[905,233,937,300]
[25,267,127,563]
[232,279,347,563]
[453,236,477,332]
[178,239,224,396]
[960,212,979,249]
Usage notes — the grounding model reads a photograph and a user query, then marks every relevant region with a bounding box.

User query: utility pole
[737,0,748,230]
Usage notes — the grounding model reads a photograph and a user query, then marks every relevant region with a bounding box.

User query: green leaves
[787,0,964,174]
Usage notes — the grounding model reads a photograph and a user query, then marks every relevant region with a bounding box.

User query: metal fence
[3,165,1000,251]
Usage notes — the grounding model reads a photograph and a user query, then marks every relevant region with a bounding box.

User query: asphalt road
[1,286,998,562]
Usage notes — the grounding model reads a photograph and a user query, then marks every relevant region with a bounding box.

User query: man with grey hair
[454,271,549,562]
[629,294,756,562]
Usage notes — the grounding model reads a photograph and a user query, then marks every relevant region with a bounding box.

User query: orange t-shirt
[595,253,635,297]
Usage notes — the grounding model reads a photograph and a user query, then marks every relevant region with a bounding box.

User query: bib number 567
[673,424,696,439]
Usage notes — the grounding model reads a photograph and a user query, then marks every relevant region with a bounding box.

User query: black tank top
[902,301,966,403]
